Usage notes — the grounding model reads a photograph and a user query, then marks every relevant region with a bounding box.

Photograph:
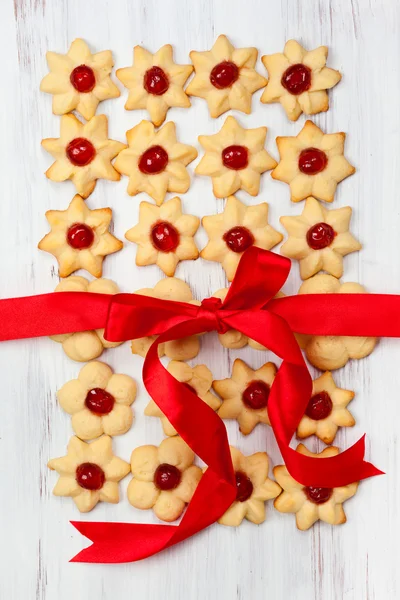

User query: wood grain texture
[0,0,399,598]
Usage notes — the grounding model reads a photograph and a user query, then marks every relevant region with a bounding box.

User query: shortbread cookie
[213,359,276,435]
[58,361,137,440]
[186,34,267,118]
[50,276,122,361]
[274,444,358,530]
[297,371,355,444]
[271,120,355,203]
[40,38,120,120]
[145,361,220,436]
[216,447,281,526]
[131,278,201,361]
[280,196,361,279]
[195,116,277,198]
[125,196,200,276]
[297,274,377,370]
[116,45,192,126]
[128,437,202,522]
[42,114,126,198]
[114,120,197,205]
[201,195,282,281]
[48,435,130,513]
[38,194,122,278]
[261,40,341,121]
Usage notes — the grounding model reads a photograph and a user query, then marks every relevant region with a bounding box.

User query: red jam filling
[242,380,270,410]
[151,221,180,252]
[304,486,333,505]
[76,462,105,491]
[154,463,181,491]
[222,145,249,170]
[85,388,115,415]
[298,148,328,175]
[210,61,239,89]
[143,66,169,95]
[281,63,312,95]
[306,223,336,250]
[235,471,253,502]
[66,137,96,166]
[305,391,333,421]
[70,65,96,93]
[67,223,94,250]
[138,145,169,174]
[223,226,254,253]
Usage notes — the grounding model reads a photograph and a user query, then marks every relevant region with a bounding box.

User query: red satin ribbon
[0,247,391,564]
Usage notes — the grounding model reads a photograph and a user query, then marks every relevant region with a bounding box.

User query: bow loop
[197,296,229,334]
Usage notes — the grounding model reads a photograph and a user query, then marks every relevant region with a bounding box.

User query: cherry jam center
[67,223,94,250]
[138,145,169,174]
[70,64,96,93]
[304,486,333,505]
[305,391,333,421]
[223,226,254,253]
[210,61,239,89]
[154,463,181,491]
[143,66,169,95]
[298,148,328,175]
[151,221,180,253]
[222,145,249,170]
[235,471,254,502]
[66,137,96,166]
[76,462,105,491]
[281,63,312,95]
[85,388,115,415]
[306,222,336,250]
[242,380,270,410]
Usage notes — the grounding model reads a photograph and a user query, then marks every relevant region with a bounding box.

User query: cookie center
[235,471,254,502]
[66,137,96,166]
[298,148,328,175]
[306,222,336,250]
[305,391,333,421]
[151,221,180,252]
[143,66,169,95]
[76,462,105,491]
[210,61,239,89]
[242,380,270,410]
[223,226,254,253]
[70,65,96,93]
[138,145,169,174]
[154,463,181,491]
[281,63,312,95]
[222,145,249,170]
[304,486,333,504]
[67,223,94,250]
[85,388,115,415]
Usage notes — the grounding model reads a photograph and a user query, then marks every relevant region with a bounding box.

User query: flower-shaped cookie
[195,116,277,198]
[40,38,120,120]
[145,361,220,436]
[201,195,282,281]
[38,194,122,278]
[186,34,267,118]
[217,447,281,526]
[297,371,355,444]
[58,361,137,440]
[48,435,130,512]
[274,444,358,530]
[128,437,202,522]
[261,40,341,121]
[271,120,355,203]
[280,196,361,279]
[213,359,276,435]
[114,120,197,205]
[50,276,122,362]
[116,44,192,126]
[125,196,200,276]
[42,114,126,198]
[297,274,377,370]
[131,277,201,361]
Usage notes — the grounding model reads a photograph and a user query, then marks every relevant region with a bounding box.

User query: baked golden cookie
[145,361,220,436]
[297,371,355,444]
[216,447,281,526]
[40,38,120,120]
[38,194,122,278]
[261,40,341,121]
[186,34,267,117]
[297,274,377,370]
[116,44,192,126]
[201,195,282,281]
[280,196,361,279]
[271,120,355,203]
[58,361,137,440]
[274,444,359,530]
[48,435,130,513]
[114,120,197,205]
[128,437,202,522]
[125,196,199,276]
[195,116,277,198]
[42,114,126,198]
[131,278,201,361]
[50,276,122,362]
[213,359,276,435]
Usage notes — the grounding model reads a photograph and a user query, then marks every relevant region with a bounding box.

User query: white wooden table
[1,0,399,598]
